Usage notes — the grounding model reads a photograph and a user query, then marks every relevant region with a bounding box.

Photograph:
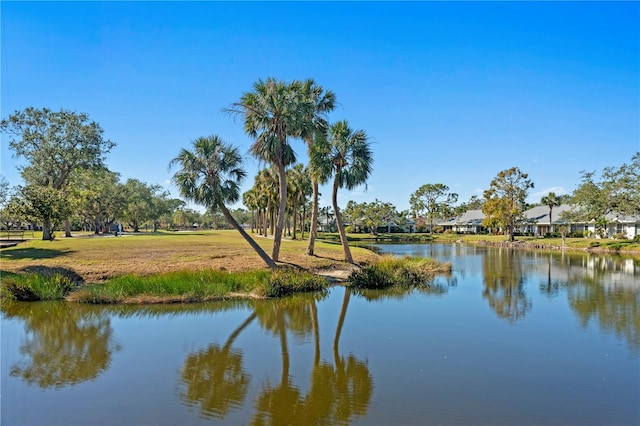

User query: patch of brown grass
[1,230,378,284]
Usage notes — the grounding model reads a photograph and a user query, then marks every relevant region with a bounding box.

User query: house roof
[454,209,485,225]
[524,204,574,224]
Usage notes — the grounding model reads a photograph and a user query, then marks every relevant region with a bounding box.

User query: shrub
[348,255,451,289]
[348,265,395,289]
[613,232,628,240]
[589,241,601,248]
[264,269,328,297]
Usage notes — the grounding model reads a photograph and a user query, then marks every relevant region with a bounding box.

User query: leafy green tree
[1,107,115,237]
[229,78,314,262]
[602,152,640,216]
[345,200,398,234]
[482,167,534,241]
[148,191,179,232]
[230,208,252,229]
[0,177,10,209]
[311,121,373,263]
[70,168,125,234]
[17,184,71,240]
[0,196,24,231]
[410,183,458,234]
[170,135,276,268]
[121,179,158,232]
[566,171,610,237]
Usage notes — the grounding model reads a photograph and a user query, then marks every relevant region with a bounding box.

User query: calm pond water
[2,244,639,425]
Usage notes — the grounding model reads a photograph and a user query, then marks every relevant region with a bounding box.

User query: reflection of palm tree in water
[179,312,256,418]
[252,290,373,425]
[5,301,119,389]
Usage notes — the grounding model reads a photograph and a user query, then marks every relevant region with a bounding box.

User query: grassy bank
[2,268,329,304]
[0,230,376,304]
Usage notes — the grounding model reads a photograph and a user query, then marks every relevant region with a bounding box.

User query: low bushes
[348,255,451,289]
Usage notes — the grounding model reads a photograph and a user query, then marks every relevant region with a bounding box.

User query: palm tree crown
[228,77,316,262]
[170,135,246,208]
[311,120,373,263]
[170,135,276,268]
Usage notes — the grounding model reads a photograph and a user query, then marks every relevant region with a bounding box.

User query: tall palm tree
[311,121,373,263]
[255,167,279,236]
[228,78,314,262]
[242,189,258,233]
[286,163,312,240]
[299,80,337,255]
[169,135,276,268]
[541,192,560,234]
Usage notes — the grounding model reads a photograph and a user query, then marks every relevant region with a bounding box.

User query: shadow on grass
[18,266,85,284]
[0,247,73,260]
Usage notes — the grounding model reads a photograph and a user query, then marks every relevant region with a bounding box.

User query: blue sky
[1,1,638,212]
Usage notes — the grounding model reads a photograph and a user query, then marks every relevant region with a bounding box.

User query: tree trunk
[307,180,319,255]
[333,176,354,263]
[42,219,53,241]
[220,204,276,268]
[272,162,287,262]
[291,198,298,240]
[64,218,72,237]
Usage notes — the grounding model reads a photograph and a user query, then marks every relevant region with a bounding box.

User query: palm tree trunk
[291,198,298,240]
[307,180,320,255]
[332,176,354,263]
[272,162,287,262]
[333,287,351,360]
[220,204,277,268]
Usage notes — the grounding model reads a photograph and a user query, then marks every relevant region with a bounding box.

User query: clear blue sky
[1,1,639,212]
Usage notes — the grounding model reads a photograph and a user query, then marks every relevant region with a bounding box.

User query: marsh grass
[65,268,329,304]
[348,255,451,289]
[264,268,329,297]
[1,270,75,303]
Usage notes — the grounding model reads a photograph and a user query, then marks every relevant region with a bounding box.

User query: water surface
[2,244,639,425]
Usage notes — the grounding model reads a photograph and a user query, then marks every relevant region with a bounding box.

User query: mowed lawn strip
[0,230,379,284]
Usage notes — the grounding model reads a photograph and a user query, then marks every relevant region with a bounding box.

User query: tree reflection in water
[252,289,373,425]
[353,275,455,302]
[175,291,373,424]
[553,254,639,355]
[482,249,531,322]
[3,301,119,389]
[178,313,255,419]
